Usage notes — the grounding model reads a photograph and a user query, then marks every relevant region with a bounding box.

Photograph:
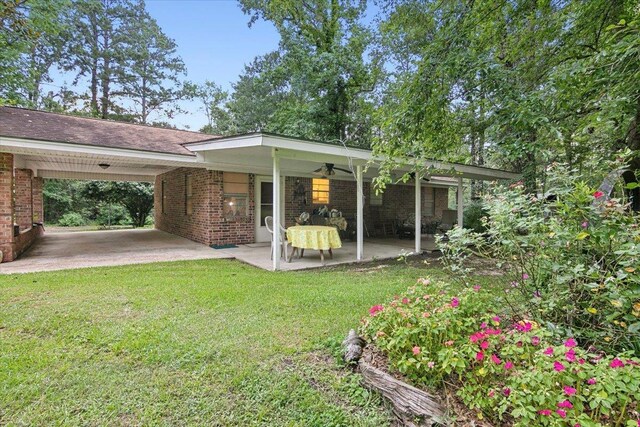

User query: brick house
[0,106,518,269]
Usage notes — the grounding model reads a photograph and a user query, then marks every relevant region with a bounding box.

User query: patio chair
[265,216,290,260]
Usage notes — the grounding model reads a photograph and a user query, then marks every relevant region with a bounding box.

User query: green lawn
[0,259,466,426]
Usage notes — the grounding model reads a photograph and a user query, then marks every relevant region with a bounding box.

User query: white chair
[265,216,290,260]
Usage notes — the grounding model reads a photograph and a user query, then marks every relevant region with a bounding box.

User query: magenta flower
[554,361,566,372]
[491,354,502,365]
[488,389,494,398]
[505,361,514,370]
[412,346,421,355]
[473,285,481,292]
[538,409,552,416]
[492,316,501,323]
[557,400,573,409]
[522,273,529,280]
[587,377,596,385]
[451,297,459,308]
[401,297,410,304]
[563,386,577,396]
[593,190,605,199]
[531,336,540,346]
[564,338,577,348]
[515,321,532,332]
[480,322,487,329]
[565,349,576,363]
[578,358,585,365]
[544,347,554,356]
[480,340,489,350]
[610,358,625,368]
[503,388,511,397]
[369,305,384,316]
[556,409,567,419]
[476,351,484,361]
[581,221,589,228]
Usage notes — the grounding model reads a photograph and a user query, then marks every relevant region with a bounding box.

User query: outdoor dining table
[286,225,342,265]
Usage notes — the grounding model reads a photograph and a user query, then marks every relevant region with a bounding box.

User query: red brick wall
[155,167,451,246]
[32,177,44,224]
[14,168,33,231]
[0,153,14,262]
[154,168,255,246]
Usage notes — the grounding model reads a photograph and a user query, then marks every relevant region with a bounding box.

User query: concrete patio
[0,228,438,274]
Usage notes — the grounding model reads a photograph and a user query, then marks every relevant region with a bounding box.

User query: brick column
[32,176,44,224]
[0,153,15,262]
[14,168,33,231]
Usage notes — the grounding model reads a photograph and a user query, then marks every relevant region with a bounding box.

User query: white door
[255,176,285,242]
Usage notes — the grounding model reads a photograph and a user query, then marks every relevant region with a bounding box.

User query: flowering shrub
[440,159,640,355]
[361,278,640,426]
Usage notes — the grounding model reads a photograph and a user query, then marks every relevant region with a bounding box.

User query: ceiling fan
[313,163,352,178]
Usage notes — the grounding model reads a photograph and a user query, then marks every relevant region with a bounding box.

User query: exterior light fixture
[98,163,110,169]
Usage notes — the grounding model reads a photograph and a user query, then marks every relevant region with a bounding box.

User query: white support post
[457,176,464,228]
[415,174,422,253]
[272,150,281,271]
[356,165,364,261]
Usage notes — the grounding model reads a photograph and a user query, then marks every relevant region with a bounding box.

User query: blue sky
[145,0,280,130]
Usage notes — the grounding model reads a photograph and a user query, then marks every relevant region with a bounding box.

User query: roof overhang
[1,136,199,182]
[186,133,520,182]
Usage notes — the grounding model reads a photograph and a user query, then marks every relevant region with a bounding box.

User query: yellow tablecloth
[286,225,342,251]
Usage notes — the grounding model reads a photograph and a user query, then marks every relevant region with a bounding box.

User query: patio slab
[0,229,232,274]
[218,236,438,271]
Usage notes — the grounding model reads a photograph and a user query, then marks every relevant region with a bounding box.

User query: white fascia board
[184,134,264,151]
[263,135,372,161]
[0,136,199,164]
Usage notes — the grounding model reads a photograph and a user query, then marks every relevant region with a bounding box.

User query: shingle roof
[0,106,217,156]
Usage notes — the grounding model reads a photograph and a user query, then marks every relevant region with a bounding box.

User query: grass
[0,258,480,426]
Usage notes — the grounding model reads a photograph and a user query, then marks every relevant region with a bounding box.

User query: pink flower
[476,351,484,361]
[492,316,501,323]
[556,409,567,419]
[515,321,532,332]
[480,322,487,329]
[587,377,596,385]
[488,389,494,398]
[578,358,585,365]
[565,349,577,362]
[473,284,481,291]
[451,297,459,308]
[544,347,554,356]
[564,338,577,348]
[610,358,625,368]
[491,354,502,365]
[522,273,529,280]
[444,340,454,347]
[412,346,421,355]
[401,297,410,304]
[369,305,384,316]
[593,190,605,199]
[581,221,589,228]
[563,386,577,396]
[557,400,573,409]
[538,409,552,416]
[427,361,435,369]
[554,361,566,372]
[422,312,431,318]
[531,336,540,346]
[480,340,489,350]
[505,361,514,370]
[503,388,511,397]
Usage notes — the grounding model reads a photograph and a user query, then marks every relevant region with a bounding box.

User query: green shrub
[440,160,640,355]
[96,203,131,226]
[361,279,640,426]
[57,212,86,227]
[463,200,488,233]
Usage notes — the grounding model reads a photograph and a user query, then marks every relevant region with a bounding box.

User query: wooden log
[359,359,447,426]
[342,330,447,426]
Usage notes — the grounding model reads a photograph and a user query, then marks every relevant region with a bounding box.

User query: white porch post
[415,174,422,253]
[457,176,464,228]
[272,149,281,271]
[356,164,364,261]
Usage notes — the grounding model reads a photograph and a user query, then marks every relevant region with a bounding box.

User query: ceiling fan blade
[313,167,322,173]
[334,167,352,174]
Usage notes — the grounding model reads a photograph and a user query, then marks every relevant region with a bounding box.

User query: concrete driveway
[0,229,232,274]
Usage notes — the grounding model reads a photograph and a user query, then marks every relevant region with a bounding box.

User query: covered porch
[186,133,520,271]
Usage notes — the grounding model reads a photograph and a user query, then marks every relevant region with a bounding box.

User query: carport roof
[0,106,215,156]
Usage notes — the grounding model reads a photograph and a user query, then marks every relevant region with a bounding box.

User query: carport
[0,228,232,274]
